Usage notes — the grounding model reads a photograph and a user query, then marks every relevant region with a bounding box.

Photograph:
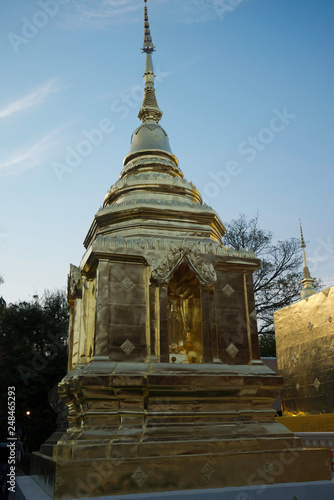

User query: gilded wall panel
[274,286,334,415]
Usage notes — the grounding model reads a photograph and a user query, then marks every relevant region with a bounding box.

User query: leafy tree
[0,290,69,452]
[222,214,321,340]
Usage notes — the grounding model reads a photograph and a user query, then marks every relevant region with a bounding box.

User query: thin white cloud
[82,0,142,18]
[59,0,177,28]
[0,81,61,120]
[61,0,144,28]
[0,127,65,176]
[59,0,220,30]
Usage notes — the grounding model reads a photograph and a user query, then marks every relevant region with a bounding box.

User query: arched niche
[167,262,203,364]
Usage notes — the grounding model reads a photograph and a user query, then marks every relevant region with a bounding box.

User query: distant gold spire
[299,220,306,248]
[299,220,316,299]
[138,0,163,123]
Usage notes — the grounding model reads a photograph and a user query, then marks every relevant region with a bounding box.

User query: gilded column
[94,259,109,357]
[159,286,169,362]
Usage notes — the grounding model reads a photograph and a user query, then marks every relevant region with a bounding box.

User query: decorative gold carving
[308,321,313,331]
[95,298,104,313]
[108,172,199,194]
[151,242,217,287]
[222,284,235,297]
[250,309,257,320]
[93,235,257,259]
[131,467,148,487]
[151,242,184,284]
[121,277,134,291]
[201,463,215,481]
[103,168,204,208]
[114,198,198,208]
[261,461,277,476]
[229,247,257,258]
[187,249,216,287]
[313,378,321,390]
[120,339,136,355]
[292,351,299,364]
[55,475,65,492]
[120,155,181,178]
[226,343,239,358]
[329,339,334,354]
[68,264,82,299]
[329,316,332,323]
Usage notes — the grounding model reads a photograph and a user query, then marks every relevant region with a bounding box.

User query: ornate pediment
[68,264,82,300]
[151,241,217,288]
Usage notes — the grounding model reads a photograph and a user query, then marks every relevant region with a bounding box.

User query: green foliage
[0,290,69,452]
[258,331,277,357]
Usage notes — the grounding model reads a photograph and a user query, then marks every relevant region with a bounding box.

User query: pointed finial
[142,0,155,54]
[299,219,306,248]
[138,0,162,123]
[298,221,316,300]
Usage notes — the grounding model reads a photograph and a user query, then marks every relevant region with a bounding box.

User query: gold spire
[138,0,163,123]
[142,0,155,54]
[299,220,316,299]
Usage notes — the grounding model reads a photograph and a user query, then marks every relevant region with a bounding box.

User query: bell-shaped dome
[124,122,176,165]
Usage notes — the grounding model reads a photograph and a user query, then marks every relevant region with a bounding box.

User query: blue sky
[1,0,334,303]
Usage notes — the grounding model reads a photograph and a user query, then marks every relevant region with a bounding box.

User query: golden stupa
[275,223,334,431]
[31,2,331,498]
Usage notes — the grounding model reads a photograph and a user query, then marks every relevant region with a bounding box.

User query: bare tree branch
[222,213,322,333]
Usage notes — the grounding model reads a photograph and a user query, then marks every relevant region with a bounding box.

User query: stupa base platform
[17,475,334,500]
[31,445,331,500]
[30,361,332,499]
